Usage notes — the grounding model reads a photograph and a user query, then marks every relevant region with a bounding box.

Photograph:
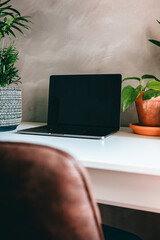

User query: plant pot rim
[0,86,21,90]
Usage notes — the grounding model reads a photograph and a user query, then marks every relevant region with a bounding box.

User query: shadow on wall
[120,104,138,127]
[22,80,49,122]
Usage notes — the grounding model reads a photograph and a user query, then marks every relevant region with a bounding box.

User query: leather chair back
[0,142,105,240]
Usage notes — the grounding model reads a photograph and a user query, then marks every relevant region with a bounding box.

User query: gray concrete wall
[13,0,160,125]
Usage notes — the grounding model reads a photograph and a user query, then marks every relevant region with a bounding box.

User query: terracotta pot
[135,91,160,126]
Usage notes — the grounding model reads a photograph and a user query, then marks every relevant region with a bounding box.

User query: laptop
[18,74,122,139]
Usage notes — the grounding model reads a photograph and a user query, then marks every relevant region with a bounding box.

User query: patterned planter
[0,87,22,131]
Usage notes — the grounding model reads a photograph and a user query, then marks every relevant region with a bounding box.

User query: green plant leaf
[141,74,160,81]
[134,85,143,98]
[122,85,135,112]
[14,21,31,30]
[122,77,141,82]
[143,89,160,100]
[146,80,160,90]
[0,5,12,12]
[0,5,20,16]
[0,0,11,8]
[2,11,13,16]
[7,7,20,16]
[0,13,9,18]
[122,85,142,112]
[0,0,32,86]
[12,24,24,34]
[149,39,160,47]
[0,2,32,40]
[0,28,4,37]
[0,44,21,86]
[16,16,32,23]
[7,28,16,38]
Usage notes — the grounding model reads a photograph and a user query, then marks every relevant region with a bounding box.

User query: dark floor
[98,204,160,240]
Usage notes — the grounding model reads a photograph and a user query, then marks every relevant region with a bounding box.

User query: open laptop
[18,74,122,139]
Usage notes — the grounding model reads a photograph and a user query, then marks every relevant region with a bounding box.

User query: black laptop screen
[48,74,121,128]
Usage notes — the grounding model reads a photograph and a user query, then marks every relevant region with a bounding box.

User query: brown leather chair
[0,142,142,240]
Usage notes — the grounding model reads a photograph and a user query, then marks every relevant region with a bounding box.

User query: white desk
[0,122,160,213]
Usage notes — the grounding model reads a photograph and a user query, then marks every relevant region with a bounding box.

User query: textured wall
[13,0,160,125]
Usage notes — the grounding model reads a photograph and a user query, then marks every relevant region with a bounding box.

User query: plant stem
[2,37,5,49]
[140,78,144,90]
[1,37,5,56]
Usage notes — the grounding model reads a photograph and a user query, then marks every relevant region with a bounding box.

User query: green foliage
[122,77,140,82]
[0,44,20,86]
[146,80,160,90]
[122,75,160,112]
[148,20,160,47]
[149,39,160,47]
[143,89,160,100]
[122,85,142,112]
[122,20,160,111]
[0,0,32,86]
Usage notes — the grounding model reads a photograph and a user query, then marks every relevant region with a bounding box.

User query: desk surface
[0,122,160,213]
[0,122,159,176]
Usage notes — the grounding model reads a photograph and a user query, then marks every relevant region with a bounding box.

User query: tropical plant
[122,74,160,112]
[0,0,32,87]
[148,20,160,47]
[0,44,20,86]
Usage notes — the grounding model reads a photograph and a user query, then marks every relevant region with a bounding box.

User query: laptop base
[18,125,118,140]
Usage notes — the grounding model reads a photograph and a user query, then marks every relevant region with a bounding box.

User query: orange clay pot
[135,91,160,126]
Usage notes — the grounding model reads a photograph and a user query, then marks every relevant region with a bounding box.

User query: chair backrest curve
[0,141,105,240]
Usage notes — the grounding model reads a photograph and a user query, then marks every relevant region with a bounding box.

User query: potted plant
[0,0,31,131]
[122,75,160,128]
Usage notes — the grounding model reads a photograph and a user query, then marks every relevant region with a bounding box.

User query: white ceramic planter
[0,87,22,131]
